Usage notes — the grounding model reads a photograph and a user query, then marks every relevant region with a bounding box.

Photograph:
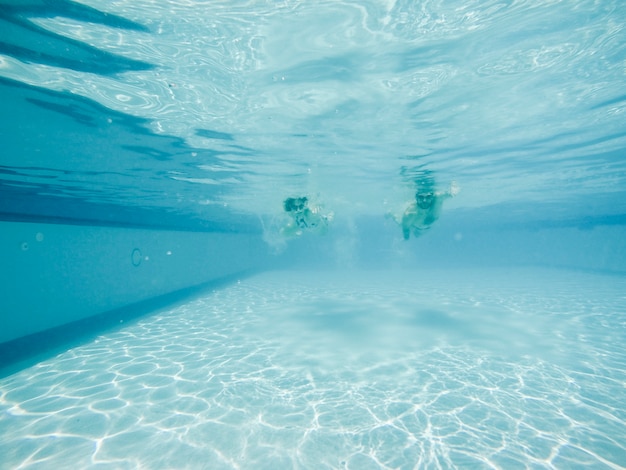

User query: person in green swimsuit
[281,196,334,237]
[389,180,459,240]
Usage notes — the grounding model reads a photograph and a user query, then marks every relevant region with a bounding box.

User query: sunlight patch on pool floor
[1,269,625,469]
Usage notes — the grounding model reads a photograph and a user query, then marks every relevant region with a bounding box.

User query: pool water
[1,0,626,468]
[1,269,625,468]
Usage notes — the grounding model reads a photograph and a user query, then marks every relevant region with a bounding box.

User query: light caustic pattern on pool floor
[1,269,626,469]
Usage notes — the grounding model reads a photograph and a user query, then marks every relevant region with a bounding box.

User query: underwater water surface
[1,0,625,225]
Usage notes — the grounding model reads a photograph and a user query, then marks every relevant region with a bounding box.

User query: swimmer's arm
[386,201,417,225]
[436,181,460,199]
[385,211,402,225]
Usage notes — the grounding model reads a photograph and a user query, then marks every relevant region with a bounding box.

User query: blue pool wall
[275,210,626,273]
[0,221,270,345]
[1,211,625,350]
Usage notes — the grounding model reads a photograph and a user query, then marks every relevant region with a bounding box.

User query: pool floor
[1,268,625,469]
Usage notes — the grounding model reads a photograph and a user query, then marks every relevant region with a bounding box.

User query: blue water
[2,0,625,227]
[1,0,626,468]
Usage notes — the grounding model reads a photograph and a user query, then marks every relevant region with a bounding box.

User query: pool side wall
[0,221,268,344]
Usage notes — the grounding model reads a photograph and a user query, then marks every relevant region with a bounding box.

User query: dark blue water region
[0,0,152,74]
[0,75,258,231]
[0,184,256,233]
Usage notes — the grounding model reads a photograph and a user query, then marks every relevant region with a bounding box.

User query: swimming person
[389,180,459,240]
[281,196,334,237]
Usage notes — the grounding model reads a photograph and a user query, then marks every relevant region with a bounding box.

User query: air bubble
[35,232,44,242]
[21,242,29,251]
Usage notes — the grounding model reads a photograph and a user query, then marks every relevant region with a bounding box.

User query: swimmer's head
[415,174,435,204]
[284,197,308,212]
[416,191,434,209]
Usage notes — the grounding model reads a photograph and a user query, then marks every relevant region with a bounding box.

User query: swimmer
[389,181,459,240]
[281,196,334,237]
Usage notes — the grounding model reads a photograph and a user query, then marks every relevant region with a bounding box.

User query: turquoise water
[2,0,625,225]
[1,0,626,468]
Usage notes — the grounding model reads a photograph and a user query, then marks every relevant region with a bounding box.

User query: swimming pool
[1,1,626,468]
